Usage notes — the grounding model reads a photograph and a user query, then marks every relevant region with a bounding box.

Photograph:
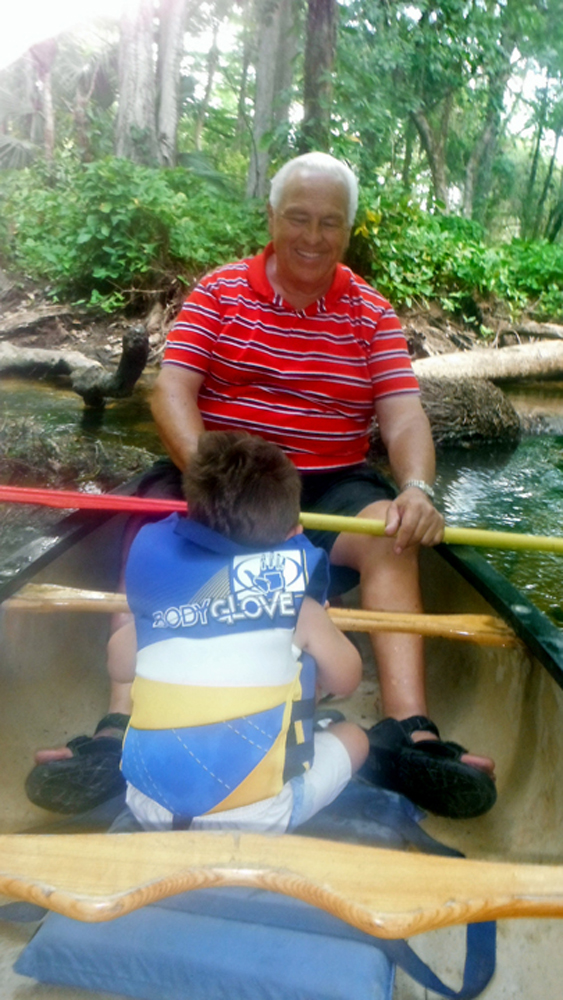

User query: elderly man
[27,152,495,820]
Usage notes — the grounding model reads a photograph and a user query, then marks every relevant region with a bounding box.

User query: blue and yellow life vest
[122,515,329,820]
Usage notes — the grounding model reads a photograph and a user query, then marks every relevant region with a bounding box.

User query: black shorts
[300,464,395,556]
[300,464,395,595]
[134,459,395,596]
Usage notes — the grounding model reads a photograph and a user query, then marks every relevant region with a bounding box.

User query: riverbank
[1,270,563,493]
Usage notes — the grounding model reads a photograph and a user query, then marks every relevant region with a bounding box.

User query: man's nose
[302,218,324,240]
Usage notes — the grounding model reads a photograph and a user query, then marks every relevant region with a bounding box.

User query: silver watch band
[400,479,436,501]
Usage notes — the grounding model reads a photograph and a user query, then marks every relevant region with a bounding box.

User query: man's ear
[267,203,275,236]
[285,523,304,539]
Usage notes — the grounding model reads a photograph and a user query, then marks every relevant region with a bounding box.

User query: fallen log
[412,341,563,382]
[0,340,101,377]
[0,326,149,408]
[72,326,149,407]
[507,321,563,342]
[371,377,521,452]
[0,304,72,337]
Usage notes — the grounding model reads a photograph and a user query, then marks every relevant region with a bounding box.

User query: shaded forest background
[0,0,562,327]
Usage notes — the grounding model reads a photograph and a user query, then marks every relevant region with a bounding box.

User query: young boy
[119,431,368,833]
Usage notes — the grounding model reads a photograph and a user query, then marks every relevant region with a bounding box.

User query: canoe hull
[2,512,563,999]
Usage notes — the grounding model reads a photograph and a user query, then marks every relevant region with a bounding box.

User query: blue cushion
[15,887,394,1000]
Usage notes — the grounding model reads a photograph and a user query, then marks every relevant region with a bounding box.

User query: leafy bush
[348,189,563,322]
[0,156,268,311]
[1,160,561,320]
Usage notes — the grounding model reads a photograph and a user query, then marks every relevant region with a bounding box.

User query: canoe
[2,502,563,998]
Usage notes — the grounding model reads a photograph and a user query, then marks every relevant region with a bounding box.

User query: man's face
[268,170,351,296]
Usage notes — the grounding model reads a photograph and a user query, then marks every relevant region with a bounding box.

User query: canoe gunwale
[437,542,563,689]
[3,831,563,935]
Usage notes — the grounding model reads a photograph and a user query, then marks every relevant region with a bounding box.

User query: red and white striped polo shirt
[163,244,419,471]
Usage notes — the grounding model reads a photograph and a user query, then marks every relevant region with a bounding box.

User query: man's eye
[322,220,341,231]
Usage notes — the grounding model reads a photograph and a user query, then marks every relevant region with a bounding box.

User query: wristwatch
[400,479,435,501]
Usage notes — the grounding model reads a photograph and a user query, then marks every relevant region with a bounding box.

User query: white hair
[269,153,359,227]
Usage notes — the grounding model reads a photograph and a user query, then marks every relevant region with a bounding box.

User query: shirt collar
[247,242,352,313]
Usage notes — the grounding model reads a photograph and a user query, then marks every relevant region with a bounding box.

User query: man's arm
[374,393,444,554]
[150,366,206,470]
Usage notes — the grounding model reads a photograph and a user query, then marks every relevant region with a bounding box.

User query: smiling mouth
[296,250,325,261]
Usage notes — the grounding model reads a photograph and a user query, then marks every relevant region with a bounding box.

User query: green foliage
[0,156,269,311]
[347,190,487,310]
[1,154,561,321]
[347,188,563,321]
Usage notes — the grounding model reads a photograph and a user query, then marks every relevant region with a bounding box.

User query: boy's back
[121,432,367,832]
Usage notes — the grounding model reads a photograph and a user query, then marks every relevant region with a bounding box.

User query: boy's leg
[288,725,368,831]
[325,721,369,773]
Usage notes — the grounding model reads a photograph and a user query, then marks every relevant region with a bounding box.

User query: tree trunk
[463,111,499,220]
[235,20,252,147]
[535,130,561,239]
[115,0,159,166]
[272,0,297,156]
[300,0,337,152]
[521,85,548,239]
[246,0,295,199]
[371,377,521,452]
[413,342,563,383]
[29,39,58,161]
[73,67,99,163]
[193,28,220,151]
[401,119,416,190]
[156,0,189,167]
[463,58,511,222]
[410,107,450,210]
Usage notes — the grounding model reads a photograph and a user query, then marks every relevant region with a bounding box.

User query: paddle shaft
[4,584,520,646]
[300,512,563,554]
[1,485,562,554]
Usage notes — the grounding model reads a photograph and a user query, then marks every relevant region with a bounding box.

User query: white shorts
[126,730,352,834]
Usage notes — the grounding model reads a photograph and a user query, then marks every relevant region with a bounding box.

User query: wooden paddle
[4,583,521,646]
[1,484,562,554]
[2,830,563,934]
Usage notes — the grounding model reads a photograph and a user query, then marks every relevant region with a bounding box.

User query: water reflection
[435,436,563,622]
[1,376,562,624]
[0,375,161,454]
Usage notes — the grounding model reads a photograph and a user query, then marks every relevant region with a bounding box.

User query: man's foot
[26,714,130,815]
[34,720,128,764]
[358,715,497,819]
[409,727,495,778]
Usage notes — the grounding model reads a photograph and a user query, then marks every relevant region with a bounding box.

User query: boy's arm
[294,596,362,698]
[107,620,137,685]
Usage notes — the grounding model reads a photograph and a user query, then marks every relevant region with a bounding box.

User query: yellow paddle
[299,512,563,555]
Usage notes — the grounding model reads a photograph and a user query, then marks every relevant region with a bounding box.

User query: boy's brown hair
[183,431,301,546]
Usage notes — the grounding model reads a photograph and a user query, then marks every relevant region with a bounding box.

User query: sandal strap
[399,715,441,740]
[94,713,130,736]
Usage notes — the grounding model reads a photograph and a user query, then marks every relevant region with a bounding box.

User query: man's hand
[384,486,444,555]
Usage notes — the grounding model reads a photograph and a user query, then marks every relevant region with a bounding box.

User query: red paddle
[0,485,186,514]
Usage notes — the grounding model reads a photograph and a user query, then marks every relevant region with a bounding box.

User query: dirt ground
[0,263,499,365]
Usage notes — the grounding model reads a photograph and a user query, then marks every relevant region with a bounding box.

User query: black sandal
[358,715,497,819]
[25,713,130,815]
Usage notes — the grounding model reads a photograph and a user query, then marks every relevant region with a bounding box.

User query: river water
[1,376,562,625]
